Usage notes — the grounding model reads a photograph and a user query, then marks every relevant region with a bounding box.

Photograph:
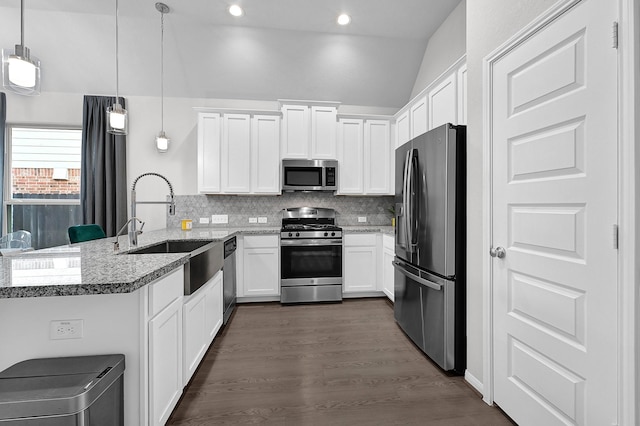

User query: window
[5,126,82,249]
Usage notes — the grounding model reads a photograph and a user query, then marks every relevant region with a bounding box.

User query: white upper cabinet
[251,115,281,194]
[197,110,281,195]
[337,117,392,196]
[410,96,428,139]
[281,102,338,160]
[280,104,309,159]
[221,114,251,193]
[395,110,410,148]
[364,120,391,194]
[457,64,467,125]
[197,112,221,193]
[337,118,364,194]
[394,57,467,144]
[428,73,457,129]
[310,106,338,159]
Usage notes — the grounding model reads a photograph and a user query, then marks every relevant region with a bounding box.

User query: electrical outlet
[358,216,367,223]
[199,217,210,224]
[249,217,258,223]
[211,214,228,224]
[258,217,267,224]
[50,319,83,340]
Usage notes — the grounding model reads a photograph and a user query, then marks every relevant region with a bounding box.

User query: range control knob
[296,232,300,237]
[331,232,336,236]
[288,232,292,237]
[324,232,329,237]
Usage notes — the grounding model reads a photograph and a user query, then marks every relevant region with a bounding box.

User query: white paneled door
[490,1,617,425]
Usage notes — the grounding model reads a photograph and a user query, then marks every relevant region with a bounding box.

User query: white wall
[410,1,466,98]
[465,0,558,386]
[4,91,396,230]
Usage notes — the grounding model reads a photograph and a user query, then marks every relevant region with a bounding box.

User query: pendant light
[155,2,170,153]
[2,0,41,96]
[106,0,128,135]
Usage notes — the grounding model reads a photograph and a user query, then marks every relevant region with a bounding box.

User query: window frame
[4,124,82,235]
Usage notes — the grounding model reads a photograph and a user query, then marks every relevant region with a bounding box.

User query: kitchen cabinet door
[251,115,281,194]
[364,120,391,195]
[221,113,251,193]
[242,235,279,297]
[382,234,395,301]
[182,287,207,386]
[197,112,221,193]
[343,234,378,293]
[281,105,310,159]
[310,106,337,159]
[205,270,223,342]
[337,118,364,194]
[149,297,183,426]
[457,64,467,126]
[428,73,457,130]
[410,96,427,139]
[395,110,410,148]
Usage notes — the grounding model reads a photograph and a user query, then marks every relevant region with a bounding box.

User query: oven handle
[392,261,442,291]
[280,239,343,246]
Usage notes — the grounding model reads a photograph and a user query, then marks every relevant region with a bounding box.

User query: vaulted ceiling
[0,0,461,108]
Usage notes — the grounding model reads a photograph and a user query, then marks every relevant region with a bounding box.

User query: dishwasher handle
[392,261,443,291]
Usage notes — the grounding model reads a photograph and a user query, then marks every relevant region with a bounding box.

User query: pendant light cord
[160,10,165,133]
[20,0,25,47]
[115,0,120,106]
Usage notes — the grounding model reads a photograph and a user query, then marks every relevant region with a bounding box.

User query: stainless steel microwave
[282,159,338,191]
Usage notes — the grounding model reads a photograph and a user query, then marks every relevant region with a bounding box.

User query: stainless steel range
[280,207,343,304]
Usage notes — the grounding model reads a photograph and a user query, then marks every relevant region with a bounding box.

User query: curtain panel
[81,95,128,237]
[0,93,5,234]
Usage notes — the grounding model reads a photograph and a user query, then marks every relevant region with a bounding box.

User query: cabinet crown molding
[193,107,281,116]
[278,99,342,109]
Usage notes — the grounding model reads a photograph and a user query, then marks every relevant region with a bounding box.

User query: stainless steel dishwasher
[223,236,237,324]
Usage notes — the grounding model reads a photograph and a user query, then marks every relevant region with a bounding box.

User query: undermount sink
[126,240,223,295]
[127,240,213,255]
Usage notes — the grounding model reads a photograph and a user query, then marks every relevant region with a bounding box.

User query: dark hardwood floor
[168,298,514,425]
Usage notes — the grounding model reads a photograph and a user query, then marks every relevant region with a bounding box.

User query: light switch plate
[358,216,367,223]
[211,214,228,224]
[249,217,258,223]
[199,217,210,224]
[258,217,267,224]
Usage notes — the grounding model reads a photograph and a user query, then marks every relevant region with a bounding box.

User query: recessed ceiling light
[229,5,244,17]
[337,14,351,25]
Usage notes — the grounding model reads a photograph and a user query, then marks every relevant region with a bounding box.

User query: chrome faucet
[114,217,145,252]
[130,172,176,246]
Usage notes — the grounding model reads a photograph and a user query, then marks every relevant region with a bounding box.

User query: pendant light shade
[107,0,128,135]
[2,0,41,96]
[155,2,170,152]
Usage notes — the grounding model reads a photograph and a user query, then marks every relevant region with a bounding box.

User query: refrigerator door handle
[408,150,419,249]
[402,149,412,252]
[392,261,443,291]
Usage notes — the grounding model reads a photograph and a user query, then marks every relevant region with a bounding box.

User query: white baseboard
[465,370,484,396]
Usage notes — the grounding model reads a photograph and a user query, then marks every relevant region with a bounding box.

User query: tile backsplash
[168,193,394,228]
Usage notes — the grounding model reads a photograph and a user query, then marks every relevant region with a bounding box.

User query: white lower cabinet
[182,270,223,386]
[343,233,379,293]
[149,287,183,426]
[239,235,280,297]
[382,234,395,301]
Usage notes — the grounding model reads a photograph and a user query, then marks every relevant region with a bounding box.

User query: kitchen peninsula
[0,225,392,425]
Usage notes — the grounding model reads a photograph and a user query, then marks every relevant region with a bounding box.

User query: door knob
[490,246,506,259]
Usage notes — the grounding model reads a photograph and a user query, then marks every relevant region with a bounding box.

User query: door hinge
[613,224,619,249]
[612,21,619,49]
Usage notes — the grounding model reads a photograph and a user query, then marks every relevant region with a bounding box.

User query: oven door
[280,238,342,286]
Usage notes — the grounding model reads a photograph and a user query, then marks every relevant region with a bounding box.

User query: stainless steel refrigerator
[394,123,466,373]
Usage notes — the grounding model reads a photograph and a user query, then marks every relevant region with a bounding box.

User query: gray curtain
[0,93,5,234]
[81,95,128,237]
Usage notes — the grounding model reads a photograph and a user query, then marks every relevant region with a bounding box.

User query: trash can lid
[0,354,125,420]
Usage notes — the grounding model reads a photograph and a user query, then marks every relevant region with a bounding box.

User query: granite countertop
[0,227,280,299]
[0,226,393,299]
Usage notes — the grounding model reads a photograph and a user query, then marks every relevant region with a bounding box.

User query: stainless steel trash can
[0,354,125,425]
